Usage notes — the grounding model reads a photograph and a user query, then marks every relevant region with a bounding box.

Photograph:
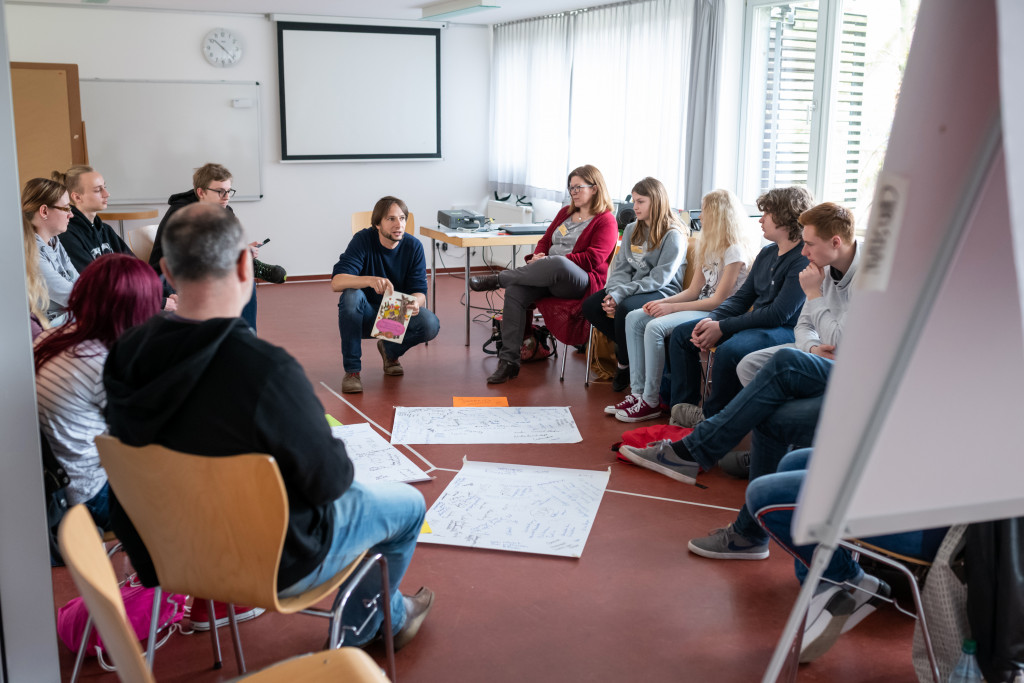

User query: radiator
[485,199,533,224]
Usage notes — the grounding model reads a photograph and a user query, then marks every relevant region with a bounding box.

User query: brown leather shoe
[486,359,520,384]
[377,340,404,376]
[394,587,434,651]
[342,372,362,393]
[469,274,501,292]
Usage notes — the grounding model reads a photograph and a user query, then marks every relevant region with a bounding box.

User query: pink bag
[57,581,186,657]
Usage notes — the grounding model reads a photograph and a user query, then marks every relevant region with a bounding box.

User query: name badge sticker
[630,244,643,254]
[558,223,569,237]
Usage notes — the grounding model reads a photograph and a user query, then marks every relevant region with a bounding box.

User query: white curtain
[489,0,724,207]
[489,14,573,202]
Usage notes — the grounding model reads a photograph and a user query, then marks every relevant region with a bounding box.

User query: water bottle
[948,639,984,683]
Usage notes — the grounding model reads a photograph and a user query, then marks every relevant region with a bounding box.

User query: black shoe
[487,359,520,384]
[253,259,287,283]
[469,274,501,292]
[612,366,630,391]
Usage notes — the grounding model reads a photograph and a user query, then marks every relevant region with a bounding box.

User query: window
[740,0,919,218]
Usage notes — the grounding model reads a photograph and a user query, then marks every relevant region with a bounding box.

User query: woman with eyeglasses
[469,164,618,384]
[582,176,688,395]
[35,254,163,531]
[22,177,79,327]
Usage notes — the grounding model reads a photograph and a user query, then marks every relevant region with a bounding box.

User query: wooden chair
[127,224,159,263]
[57,505,389,683]
[351,211,416,235]
[95,435,396,681]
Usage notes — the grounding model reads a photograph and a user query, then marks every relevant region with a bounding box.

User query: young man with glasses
[149,163,261,329]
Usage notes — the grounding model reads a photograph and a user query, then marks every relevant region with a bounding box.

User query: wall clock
[203,28,243,67]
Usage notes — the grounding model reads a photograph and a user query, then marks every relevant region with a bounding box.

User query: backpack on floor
[483,314,556,363]
[57,579,186,664]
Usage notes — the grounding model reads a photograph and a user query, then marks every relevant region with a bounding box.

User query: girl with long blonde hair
[611,188,753,422]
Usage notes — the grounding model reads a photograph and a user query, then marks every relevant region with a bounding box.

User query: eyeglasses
[204,187,236,198]
[49,205,73,214]
[568,184,594,194]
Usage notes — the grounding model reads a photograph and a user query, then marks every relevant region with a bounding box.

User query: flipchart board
[792,0,1024,546]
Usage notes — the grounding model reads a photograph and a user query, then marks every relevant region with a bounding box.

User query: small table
[98,209,160,241]
[420,226,545,346]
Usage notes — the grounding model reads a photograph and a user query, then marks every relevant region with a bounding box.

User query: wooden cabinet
[10,62,87,187]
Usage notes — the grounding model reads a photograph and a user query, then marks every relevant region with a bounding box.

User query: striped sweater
[35,333,109,505]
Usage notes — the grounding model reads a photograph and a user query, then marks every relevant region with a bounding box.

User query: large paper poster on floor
[390,406,582,444]
[331,423,430,484]
[418,459,610,558]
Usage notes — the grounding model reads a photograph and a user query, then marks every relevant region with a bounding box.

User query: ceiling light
[420,0,500,21]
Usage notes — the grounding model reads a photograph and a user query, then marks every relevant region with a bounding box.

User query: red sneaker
[189,599,265,631]
[616,400,662,423]
[605,394,639,415]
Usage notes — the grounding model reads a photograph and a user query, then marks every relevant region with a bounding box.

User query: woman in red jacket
[470,164,618,384]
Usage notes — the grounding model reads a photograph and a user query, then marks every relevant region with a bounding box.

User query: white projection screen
[277,22,441,161]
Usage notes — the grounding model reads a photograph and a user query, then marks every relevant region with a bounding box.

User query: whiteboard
[792,0,1024,544]
[277,22,441,161]
[78,79,262,205]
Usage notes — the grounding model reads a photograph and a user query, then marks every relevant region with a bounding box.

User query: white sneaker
[801,574,890,662]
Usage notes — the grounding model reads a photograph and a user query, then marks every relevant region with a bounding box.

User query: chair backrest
[350,211,416,235]
[682,234,699,290]
[127,224,159,263]
[95,435,289,610]
[58,505,155,683]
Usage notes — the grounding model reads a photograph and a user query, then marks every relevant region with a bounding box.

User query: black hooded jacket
[58,207,133,273]
[103,315,353,590]
[148,189,199,272]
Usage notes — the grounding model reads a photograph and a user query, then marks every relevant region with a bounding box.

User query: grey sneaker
[719,450,751,479]
[687,524,769,560]
[618,440,700,484]
[670,402,705,428]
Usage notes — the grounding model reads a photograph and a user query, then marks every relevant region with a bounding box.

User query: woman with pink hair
[35,253,162,529]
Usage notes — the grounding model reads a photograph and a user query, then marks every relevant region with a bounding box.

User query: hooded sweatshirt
[148,189,201,272]
[59,207,133,273]
[103,315,353,590]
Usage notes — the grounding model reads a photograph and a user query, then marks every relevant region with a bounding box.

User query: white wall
[0,2,62,677]
[5,4,491,276]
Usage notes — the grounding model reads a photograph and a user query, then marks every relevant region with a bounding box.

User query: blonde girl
[613,189,752,422]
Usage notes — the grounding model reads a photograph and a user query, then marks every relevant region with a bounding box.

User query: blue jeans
[582,289,664,365]
[278,481,426,645]
[624,308,709,406]
[668,321,796,417]
[683,347,831,470]
[84,482,111,531]
[337,289,440,373]
[747,449,947,583]
[242,281,257,331]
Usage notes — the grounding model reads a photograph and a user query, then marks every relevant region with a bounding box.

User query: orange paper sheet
[452,396,509,407]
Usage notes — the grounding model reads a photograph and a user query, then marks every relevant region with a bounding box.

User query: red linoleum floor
[51,274,919,682]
